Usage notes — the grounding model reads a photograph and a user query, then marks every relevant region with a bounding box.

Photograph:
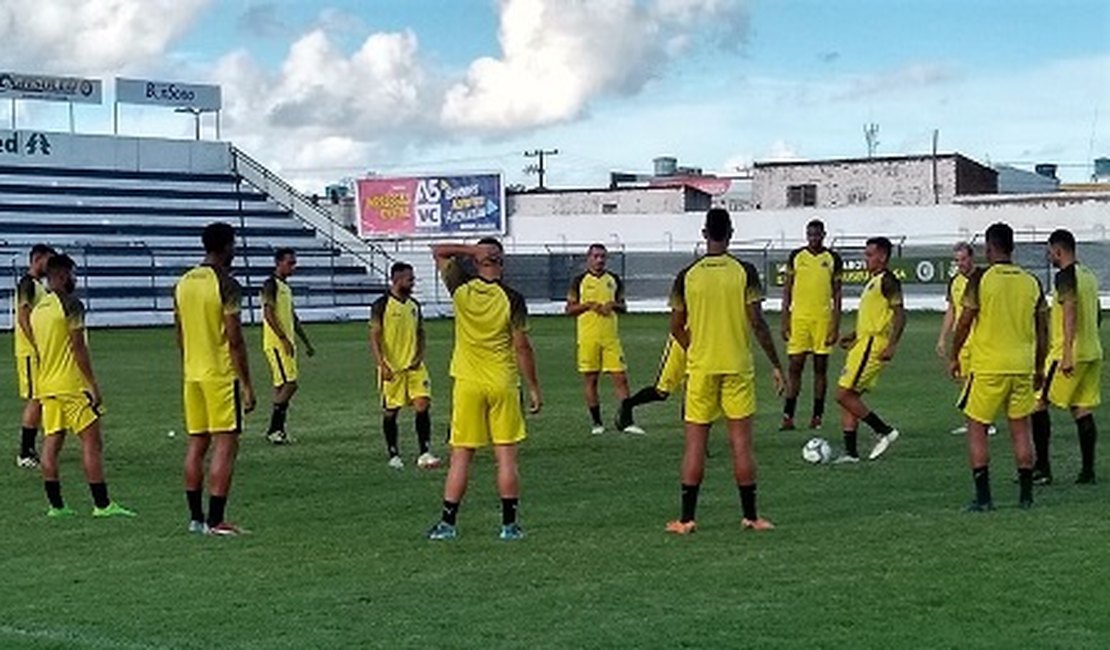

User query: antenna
[523,148,559,190]
[863,123,880,158]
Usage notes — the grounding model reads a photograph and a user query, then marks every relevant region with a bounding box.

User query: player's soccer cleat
[426,521,458,541]
[741,517,775,531]
[92,502,137,518]
[498,523,525,541]
[208,522,248,536]
[16,451,40,469]
[615,404,633,432]
[950,425,968,435]
[809,416,822,430]
[266,430,291,445]
[964,500,995,513]
[1018,498,1034,510]
[868,429,900,460]
[833,454,860,464]
[387,455,404,470]
[45,506,76,518]
[590,425,605,436]
[664,520,696,535]
[779,416,796,431]
[622,424,646,435]
[416,452,442,470]
[187,520,209,535]
[1032,469,1053,486]
[987,425,998,437]
[1075,471,1097,485]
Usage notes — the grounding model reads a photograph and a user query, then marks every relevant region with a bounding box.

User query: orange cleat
[741,517,775,531]
[665,520,697,535]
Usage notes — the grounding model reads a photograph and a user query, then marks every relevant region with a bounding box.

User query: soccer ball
[802,437,832,464]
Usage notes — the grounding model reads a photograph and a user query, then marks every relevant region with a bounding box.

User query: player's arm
[564,274,592,316]
[668,269,690,349]
[1035,293,1049,388]
[368,299,393,380]
[879,272,905,361]
[1056,268,1078,374]
[780,253,795,341]
[220,276,255,412]
[16,277,37,355]
[950,269,981,377]
[743,261,785,394]
[829,251,843,345]
[610,273,627,315]
[66,301,101,407]
[508,291,542,413]
[936,293,955,359]
[410,304,426,370]
[173,296,184,361]
[293,313,315,357]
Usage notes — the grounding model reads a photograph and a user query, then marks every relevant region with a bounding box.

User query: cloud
[833,62,960,101]
[237,2,286,39]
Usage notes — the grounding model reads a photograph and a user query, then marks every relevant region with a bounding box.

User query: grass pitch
[1,313,1108,649]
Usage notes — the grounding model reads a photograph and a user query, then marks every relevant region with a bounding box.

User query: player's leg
[1073,406,1097,484]
[382,407,402,468]
[966,419,994,510]
[493,443,523,539]
[412,397,440,468]
[428,380,487,539]
[584,371,604,434]
[1008,413,1035,508]
[184,434,211,530]
[837,386,898,461]
[430,446,474,539]
[782,353,806,430]
[40,416,69,516]
[811,354,829,429]
[726,416,773,530]
[667,374,714,534]
[1031,360,1057,481]
[836,396,861,462]
[76,417,134,517]
[19,399,41,467]
[206,432,241,531]
[266,381,297,444]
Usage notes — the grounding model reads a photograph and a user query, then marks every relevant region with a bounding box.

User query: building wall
[752,157,966,209]
[507,187,694,215]
[955,157,1000,195]
[995,165,1060,194]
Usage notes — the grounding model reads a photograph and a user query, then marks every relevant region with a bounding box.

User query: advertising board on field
[356,173,504,238]
[0,72,102,104]
[115,77,222,111]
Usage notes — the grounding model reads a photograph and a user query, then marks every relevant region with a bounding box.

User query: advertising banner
[0,72,102,104]
[116,77,221,111]
[356,173,504,237]
[775,256,954,286]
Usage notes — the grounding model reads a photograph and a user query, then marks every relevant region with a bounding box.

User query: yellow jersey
[568,271,623,342]
[261,275,295,352]
[370,293,423,370]
[786,247,842,319]
[174,264,242,382]
[1049,262,1102,362]
[31,292,90,396]
[854,270,902,339]
[669,254,762,375]
[442,259,528,387]
[14,274,47,357]
[962,263,1046,374]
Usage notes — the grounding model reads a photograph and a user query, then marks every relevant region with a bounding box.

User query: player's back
[445,262,526,387]
[13,274,47,356]
[1050,263,1102,362]
[967,263,1043,374]
[175,264,239,382]
[31,292,89,396]
[672,254,761,375]
[788,247,840,318]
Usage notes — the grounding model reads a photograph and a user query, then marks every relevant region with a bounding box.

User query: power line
[523,148,559,189]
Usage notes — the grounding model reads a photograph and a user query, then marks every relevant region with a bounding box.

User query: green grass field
[1,312,1108,649]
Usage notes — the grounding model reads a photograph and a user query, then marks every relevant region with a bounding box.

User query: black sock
[268,402,289,434]
[207,495,227,527]
[626,386,666,409]
[972,466,992,505]
[186,489,205,523]
[20,426,36,455]
[441,500,460,526]
[88,482,110,509]
[843,430,858,457]
[1018,467,1033,504]
[862,411,893,435]
[501,497,518,525]
[589,405,602,426]
[415,410,431,455]
[383,414,400,458]
[44,480,64,509]
[1032,409,1051,474]
[813,398,825,419]
[738,483,758,521]
[1076,414,1097,475]
[784,397,798,418]
[680,483,700,522]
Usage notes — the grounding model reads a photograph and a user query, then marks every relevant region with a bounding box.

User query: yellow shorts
[654,339,686,395]
[959,373,1036,424]
[16,354,38,400]
[379,365,432,410]
[787,316,833,356]
[449,379,526,448]
[684,372,756,424]
[956,348,972,379]
[838,336,887,393]
[1042,359,1102,410]
[184,380,242,435]
[41,392,101,436]
[266,346,299,387]
[577,337,627,374]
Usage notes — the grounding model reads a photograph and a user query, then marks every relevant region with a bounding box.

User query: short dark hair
[390,262,413,278]
[806,219,825,232]
[866,236,893,259]
[953,241,973,256]
[477,237,504,252]
[202,222,236,254]
[1048,229,1076,253]
[45,253,75,274]
[29,244,55,261]
[274,247,296,263]
[704,208,732,243]
[985,222,1014,255]
[587,243,607,254]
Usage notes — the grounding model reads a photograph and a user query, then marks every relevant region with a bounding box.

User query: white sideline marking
[0,624,157,649]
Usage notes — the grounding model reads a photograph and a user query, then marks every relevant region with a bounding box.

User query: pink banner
[356,177,418,235]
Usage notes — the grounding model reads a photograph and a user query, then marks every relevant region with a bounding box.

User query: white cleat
[868,429,900,460]
[387,455,404,470]
[416,452,442,469]
[950,425,968,436]
[833,454,860,464]
[15,454,40,469]
[622,424,646,435]
[188,520,209,535]
[590,425,605,436]
[987,425,998,436]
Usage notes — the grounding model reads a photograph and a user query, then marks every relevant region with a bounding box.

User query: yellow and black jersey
[261,275,295,352]
[947,271,971,324]
[962,263,1046,375]
[441,259,528,387]
[14,273,47,357]
[370,292,424,371]
[786,247,842,319]
[31,292,89,397]
[567,270,623,342]
[174,264,242,382]
[1049,262,1102,362]
[854,270,902,339]
[669,253,762,375]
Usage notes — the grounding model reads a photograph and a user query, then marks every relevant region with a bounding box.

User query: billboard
[0,72,102,104]
[116,77,221,111]
[356,173,504,237]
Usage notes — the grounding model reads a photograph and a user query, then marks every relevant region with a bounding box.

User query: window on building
[601,203,618,214]
[786,184,817,207]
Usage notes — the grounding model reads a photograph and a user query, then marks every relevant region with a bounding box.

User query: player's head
[274,247,297,278]
[864,236,892,273]
[703,208,732,246]
[390,261,415,297]
[1046,229,1076,269]
[952,241,974,276]
[202,222,236,267]
[29,243,56,275]
[984,222,1014,262]
[475,237,505,279]
[45,253,77,295]
[805,219,826,249]
[586,243,607,274]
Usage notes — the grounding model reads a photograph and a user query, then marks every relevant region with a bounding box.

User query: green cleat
[499,523,526,541]
[45,506,76,519]
[92,502,137,518]
[426,521,458,541]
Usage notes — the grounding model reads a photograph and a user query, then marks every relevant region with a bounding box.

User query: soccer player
[174,222,256,536]
[834,237,904,462]
[369,262,440,470]
[780,220,842,430]
[665,208,784,535]
[566,243,636,434]
[617,335,685,429]
[260,247,315,445]
[949,222,1047,510]
[425,238,542,541]
[14,243,55,468]
[1030,229,1101,485]
[33,254,134,518]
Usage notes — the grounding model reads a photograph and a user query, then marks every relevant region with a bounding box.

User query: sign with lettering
[356,174,504,237]
[0,72,102,104]
[115,77,221,111]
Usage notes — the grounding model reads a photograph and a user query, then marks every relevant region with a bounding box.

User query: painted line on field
[0,624,162,650]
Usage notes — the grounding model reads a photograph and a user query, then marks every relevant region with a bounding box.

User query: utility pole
[863,123,880,158]
[523,148,559,189]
